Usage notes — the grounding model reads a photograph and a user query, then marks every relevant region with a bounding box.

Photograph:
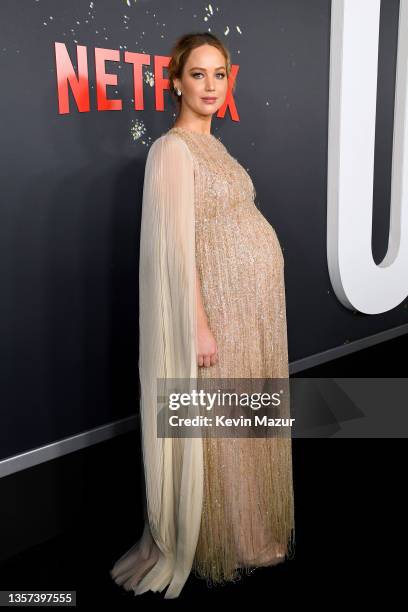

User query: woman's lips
[201,97,217,104]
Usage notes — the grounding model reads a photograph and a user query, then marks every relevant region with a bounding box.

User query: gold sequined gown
[110,125,295,597]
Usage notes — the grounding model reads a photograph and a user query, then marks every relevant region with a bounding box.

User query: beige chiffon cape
[110,133,203,598]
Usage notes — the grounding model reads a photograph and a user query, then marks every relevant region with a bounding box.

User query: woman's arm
[196,266,218,368]
[196,266,209,329]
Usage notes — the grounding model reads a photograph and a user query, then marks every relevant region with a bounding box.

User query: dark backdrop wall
[0,0,406,463]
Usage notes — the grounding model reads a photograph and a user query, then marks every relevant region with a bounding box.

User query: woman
[110,32,295,599]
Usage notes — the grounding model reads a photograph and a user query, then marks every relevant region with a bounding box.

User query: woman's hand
[197,323,219,368]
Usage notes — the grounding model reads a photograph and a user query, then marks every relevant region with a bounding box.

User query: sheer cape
[110,133,203,598]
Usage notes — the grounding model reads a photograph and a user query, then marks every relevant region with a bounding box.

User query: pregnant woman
[110,31,295,599]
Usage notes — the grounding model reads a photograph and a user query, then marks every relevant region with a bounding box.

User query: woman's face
[174,44,229,117]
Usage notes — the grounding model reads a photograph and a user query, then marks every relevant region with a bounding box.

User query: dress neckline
[168,125,217,140]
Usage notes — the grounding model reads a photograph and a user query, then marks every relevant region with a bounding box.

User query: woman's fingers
[198,352,219,367]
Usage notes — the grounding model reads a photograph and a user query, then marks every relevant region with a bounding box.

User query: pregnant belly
[196,207,284,329]
[232,207,284,269]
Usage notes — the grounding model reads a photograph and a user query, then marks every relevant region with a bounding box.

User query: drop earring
[175,88,181,96]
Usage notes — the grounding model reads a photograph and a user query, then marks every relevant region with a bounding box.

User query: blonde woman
[110,31,295,599]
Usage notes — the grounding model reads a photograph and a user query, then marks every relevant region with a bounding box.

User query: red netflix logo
[54,42,240,119]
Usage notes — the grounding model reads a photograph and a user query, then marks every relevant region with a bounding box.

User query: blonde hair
[167,32,234,109]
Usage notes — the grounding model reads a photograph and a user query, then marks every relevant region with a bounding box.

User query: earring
[175,88,181,96]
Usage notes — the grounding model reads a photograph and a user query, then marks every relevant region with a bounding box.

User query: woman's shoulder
[146,129,193,161]
[150,129,188,149]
